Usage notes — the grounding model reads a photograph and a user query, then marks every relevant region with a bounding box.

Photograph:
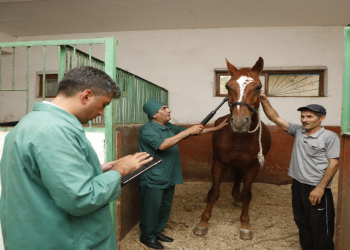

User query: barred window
[215,69,325,97]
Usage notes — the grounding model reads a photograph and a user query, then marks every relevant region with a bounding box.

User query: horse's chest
[214,135,258,166]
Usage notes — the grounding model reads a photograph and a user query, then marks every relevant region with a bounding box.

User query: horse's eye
[225,84,230,90]
[256,85,262,91]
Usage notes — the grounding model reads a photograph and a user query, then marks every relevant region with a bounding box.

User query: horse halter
[228,101,257,113]
[227,100,264,166]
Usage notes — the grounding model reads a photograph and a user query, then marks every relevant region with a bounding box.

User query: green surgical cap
[143,100,166,121]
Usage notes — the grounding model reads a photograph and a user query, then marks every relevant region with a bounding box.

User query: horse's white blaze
[236,76,254,109]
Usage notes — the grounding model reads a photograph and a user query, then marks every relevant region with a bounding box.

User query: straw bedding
[120,172,338,250]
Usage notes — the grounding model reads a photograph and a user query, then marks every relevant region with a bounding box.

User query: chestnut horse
[193,57,271,240]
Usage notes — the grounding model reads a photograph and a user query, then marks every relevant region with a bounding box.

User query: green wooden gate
[337,25,350,249]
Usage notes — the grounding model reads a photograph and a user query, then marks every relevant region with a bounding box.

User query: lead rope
[248,109,265,166]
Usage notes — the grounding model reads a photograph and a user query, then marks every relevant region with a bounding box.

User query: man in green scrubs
[0,66,152,250]
[138,100,228,249]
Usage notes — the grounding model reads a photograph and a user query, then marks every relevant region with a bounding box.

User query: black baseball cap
[297,104,326,115]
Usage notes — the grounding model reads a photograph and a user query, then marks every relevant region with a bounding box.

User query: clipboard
[121,157,163,186]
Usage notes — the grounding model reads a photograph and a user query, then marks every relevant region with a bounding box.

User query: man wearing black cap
[137,99,227,249]
[259,94,339,250]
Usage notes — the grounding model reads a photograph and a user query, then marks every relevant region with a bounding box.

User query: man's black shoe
[156,233,174,242]
[140,239,164,249]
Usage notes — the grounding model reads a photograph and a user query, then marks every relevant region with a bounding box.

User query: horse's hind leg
[232,167,243,207]
[193,158,226,237]
[239,162,260,240]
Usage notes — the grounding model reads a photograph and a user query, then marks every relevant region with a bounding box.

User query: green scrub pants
[138,180,175,241]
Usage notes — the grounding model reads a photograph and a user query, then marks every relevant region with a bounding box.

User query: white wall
[0,31,16,43]
[2,26,344,126]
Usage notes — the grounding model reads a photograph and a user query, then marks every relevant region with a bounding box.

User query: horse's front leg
[239,161,260,240]
[193,157,226,237]
[232,167,243,207]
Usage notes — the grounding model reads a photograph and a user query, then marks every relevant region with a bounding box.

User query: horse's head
[225,57,264,133]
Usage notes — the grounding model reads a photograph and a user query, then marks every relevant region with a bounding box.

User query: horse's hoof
[232,201,242,207]
[240,229,253,240]
[193,226,208,236]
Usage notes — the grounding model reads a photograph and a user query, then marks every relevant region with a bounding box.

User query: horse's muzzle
[230,116,251,133]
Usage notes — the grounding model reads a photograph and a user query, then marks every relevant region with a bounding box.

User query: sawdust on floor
[120,172,338,250]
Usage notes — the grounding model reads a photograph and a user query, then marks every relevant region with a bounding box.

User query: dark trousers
[292,179,335,250]
[138,180,175,241]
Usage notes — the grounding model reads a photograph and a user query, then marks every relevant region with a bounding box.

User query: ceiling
[0,0,350,37]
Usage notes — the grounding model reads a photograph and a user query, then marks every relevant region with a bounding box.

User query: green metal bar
[69,49,72,71]
[130,75,135,123]
[103,37,117,243]
[341,27,350,135]
[65,48,68,74]
[116,71,121,124]
[58,46,66,82]
[121,73,126,123]
[81,53,84,67]
[83,54,86,67]
[42,45,46,100]
[0,89,27,91]
[0,38,110,48]
[141,79,146,122]
[75,50,81,67]
[165,90,169,105]
[127,74,132,123]
[138,79,143,123]
[72,45,76,68]
[12,47,15,90]
[133,76,137,123]
[138,79,142,123]
[118,72,124,124]
[0,47,2,90]
[26,47,29,114]
[89,44,92,67]
[104,37,117,162]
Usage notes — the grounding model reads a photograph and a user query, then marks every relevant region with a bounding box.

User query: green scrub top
[0,103,120,250]
[138,120,186,189]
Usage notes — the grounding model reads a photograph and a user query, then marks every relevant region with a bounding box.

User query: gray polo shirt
[287,123,340,188]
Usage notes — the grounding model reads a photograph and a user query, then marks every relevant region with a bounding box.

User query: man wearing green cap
[138,99,227,249]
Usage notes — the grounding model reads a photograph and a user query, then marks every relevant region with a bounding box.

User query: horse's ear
[252,57,264,73]
[226,58,238,77]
